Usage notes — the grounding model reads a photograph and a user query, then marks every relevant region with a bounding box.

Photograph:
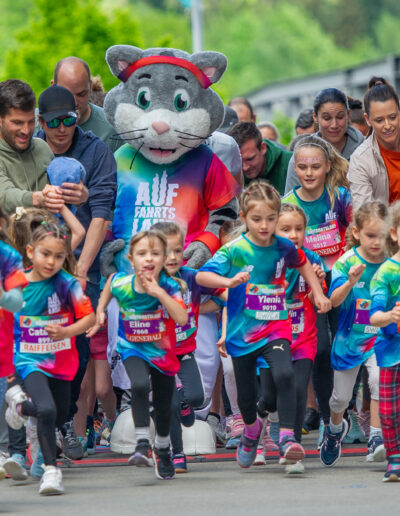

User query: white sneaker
[3,453,28,480]
[39,466,64,495]
[0,451,8,480]
[5,385,28,430]
[285,460,305,474]
[254,446,267,465]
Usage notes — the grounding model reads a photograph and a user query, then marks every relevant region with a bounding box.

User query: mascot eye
[137,88,151,109]
[174,89,190,112]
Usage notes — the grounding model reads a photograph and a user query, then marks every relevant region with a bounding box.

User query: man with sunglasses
[37,84,117,460]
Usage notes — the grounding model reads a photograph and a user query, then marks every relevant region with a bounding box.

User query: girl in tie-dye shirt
[283,134,352,437]
[89,230,187,480]
[197,180,331,472]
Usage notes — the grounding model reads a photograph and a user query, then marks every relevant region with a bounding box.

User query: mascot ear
[105,45,144,78]
[190,51,227,84]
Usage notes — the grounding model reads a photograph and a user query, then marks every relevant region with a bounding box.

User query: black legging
[123,356,175,437]
[21,372,70,466]
[170,352,205,455]
[260,358,313,442]
[232,339,295,429]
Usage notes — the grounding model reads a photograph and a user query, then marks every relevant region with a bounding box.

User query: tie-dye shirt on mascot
[14,270,93,381]
[112,144,240,272]
[283,186,352,270]
[285,247,323,362]
[200,234,306,357]
[110,271,184,375]
[370,258,400,367]
[329,247,381,370]
[0,241,27,378]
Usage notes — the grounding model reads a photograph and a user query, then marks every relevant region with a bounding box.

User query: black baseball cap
[38,85,77,122]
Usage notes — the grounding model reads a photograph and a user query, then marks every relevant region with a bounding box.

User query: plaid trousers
[379,365,400,457]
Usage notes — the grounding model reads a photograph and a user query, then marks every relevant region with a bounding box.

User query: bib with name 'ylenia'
[244,283,288,321]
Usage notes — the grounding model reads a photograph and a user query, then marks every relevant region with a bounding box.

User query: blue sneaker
[3,453,28,480]
[317,420,326,450]
[320,419,349,467]
[30,447,44,479]
[279,435,305,465]
[269,421,280,446]
[366,435,385,462]
[86,416,96,455]
[383,457,400,482]
[236,426,261,468]
[172,453,187,473]
[343,411,366,444]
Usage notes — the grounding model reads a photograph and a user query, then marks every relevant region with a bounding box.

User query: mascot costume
[102,46,241,431]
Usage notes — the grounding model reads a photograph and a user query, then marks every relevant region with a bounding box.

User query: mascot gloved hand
[103,45,240,272]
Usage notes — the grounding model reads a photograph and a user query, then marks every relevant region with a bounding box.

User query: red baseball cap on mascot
[118,55,212,89]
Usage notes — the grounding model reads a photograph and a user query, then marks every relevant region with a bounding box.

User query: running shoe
[39,465,64,495]
[3,453,28,480]
[356,410,371,441]
[5,385,28,430]
[279,435,305,465]
[86,416,96,455]
[226,414,244,449]
[207,413,226,446]
[128,439,153,467]
[317,420,326,450]
[30,447,44,479]
[254,446,267,466]
[383,457,400,482]
[100,418,115,445]
[236,428,261,469]
[77,436,88,457]
[62,420,84,460]
[366,435,385,462]
[285,460,305,474]
[320,419,349,467]
[302,407,319,432]
[172,453,187,473]
[343,410,366,444]
[153,447,175,480]
[0,451,8,480]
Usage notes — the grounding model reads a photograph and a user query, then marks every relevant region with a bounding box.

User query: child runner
[0,207,27,481]
[88,230,188,480]
[5,221,95,495]
[196,180,331,469]
[320,202,387,467]
[283,134,353,445]
[370,200,400,482]
[152,221,214,473]
[256,203,326,473]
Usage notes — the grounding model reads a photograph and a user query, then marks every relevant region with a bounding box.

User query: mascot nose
[152,121,170,135]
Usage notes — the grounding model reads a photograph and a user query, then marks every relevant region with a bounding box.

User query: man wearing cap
[37,84,117,459]
[0,79,55,214]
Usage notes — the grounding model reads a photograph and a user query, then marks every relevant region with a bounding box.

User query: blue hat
[47,157,86,186]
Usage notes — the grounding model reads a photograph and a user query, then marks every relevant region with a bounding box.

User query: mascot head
[104,45,227,165]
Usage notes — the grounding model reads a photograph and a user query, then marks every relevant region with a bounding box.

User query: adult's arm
[284,156,300,194]
[0,164,37,213]
[347,153,375,211]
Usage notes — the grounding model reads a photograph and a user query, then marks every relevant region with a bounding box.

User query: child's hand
[45,324,69,341]
[216,337,228,358]
[313,293,332,314]
[312,263,326,283]
[228,272,250,288]
[390,302,400,324]
[61,181,88,205]
[86,311,106,338]
[348,264,366,286]
[137,271,163,298]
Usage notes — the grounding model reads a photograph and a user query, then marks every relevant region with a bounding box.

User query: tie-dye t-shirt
[329,247,382,370]
[286,247,323,362]
[283,186,352,270]
[174,266,221,356]
[200,233,306,357]
[0,241,28,378]
[111,271,185,375]
[112,144,240,273]
[14,270,93,381]
[370,258,400,367]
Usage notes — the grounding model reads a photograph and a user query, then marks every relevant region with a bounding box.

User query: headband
[295,142,329,158]
[118,55,212,89]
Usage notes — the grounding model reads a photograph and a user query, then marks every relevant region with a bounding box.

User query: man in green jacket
[0,79,54,214]
[228,121,292,195]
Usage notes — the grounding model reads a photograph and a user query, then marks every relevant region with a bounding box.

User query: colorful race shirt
[283,186,352,270]
[111,271,185,375]
[14,269,93,381]
[0,241,28,378]
[174,266,221,356]
[286,247,323,362]
[200,233,306,357]
[112,144,240,273]
[329,247,382,370]
[370,258,400,367]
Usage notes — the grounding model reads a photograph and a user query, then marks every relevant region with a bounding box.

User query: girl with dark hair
[285,87,364,194]
[348,76,400,209]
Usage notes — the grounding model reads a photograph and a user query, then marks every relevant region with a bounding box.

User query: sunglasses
[46,116,77,129]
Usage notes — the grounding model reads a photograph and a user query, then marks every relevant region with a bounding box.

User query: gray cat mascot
[103,44,240,273]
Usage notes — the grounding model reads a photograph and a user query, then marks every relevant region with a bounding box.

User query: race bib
[121,308,166,343]
[244,283,288,321]
[19,313,71,354]
[353,299,378,335]
[176,304,197,342]
[304,219,341,256]
[288,301,305,334]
